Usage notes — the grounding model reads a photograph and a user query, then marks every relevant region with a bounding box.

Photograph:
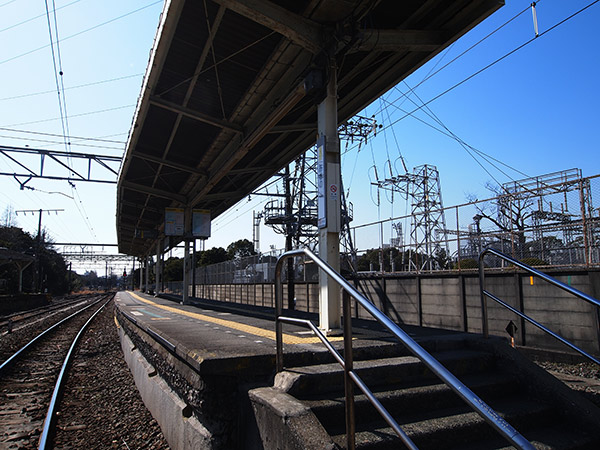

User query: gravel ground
[533,359,600,407]
[51,301,170,449]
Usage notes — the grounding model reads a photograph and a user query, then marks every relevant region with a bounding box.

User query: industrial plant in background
[353,168,599,273]
[207,167,600,283]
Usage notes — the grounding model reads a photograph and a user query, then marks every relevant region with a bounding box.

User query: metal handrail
[479,247,600,366]
[275,248,534,450]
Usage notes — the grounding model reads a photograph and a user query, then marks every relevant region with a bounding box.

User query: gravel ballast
[52,301,170,449]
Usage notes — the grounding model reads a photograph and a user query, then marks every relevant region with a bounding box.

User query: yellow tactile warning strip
[125,291,344,345]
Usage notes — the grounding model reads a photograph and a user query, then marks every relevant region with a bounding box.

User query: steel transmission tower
[375,164,450,271]
[261,115,378,270]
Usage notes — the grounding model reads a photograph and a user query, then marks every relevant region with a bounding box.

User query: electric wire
[398,81,569,211]
[212,196,270,232]
[370,3,533,118]
[44,0,72,158]
[0,127,126,144]
[381,0,599,135]
[0,0,163,67]
[392,83,505,187]
[2,104,135,128]
[380,91,520,186]
[0,73,143,103]
[70,183,99,242]
[0,0,18,8]
[0,134,124,151]
[0,0,82,34]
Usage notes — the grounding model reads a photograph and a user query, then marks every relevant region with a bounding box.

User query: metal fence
[194,250,283,285]
[192,173,599,282]
[350,172,600,272]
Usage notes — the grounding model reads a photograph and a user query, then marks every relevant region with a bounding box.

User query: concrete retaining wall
[193,269,600,355]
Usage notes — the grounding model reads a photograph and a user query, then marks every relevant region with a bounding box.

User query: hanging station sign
[192,209,211,238]
[165,208,184,236]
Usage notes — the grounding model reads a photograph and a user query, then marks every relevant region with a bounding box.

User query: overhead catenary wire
[0,0,18,8]
[1,104,135,128]
[70,183,99,243]
[380,0,599,136]
[370,3,534,118]
[0,127,126,144]
[391,83,509,187]
[0,73,143,103]
[0,134,124,151]
[0,0,163,67]
[44,0,72,157]
[0,0,82,34]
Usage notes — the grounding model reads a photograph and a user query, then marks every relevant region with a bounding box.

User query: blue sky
[0,0,598,272]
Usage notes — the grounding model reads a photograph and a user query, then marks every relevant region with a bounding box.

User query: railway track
[0,293,113,449]
[0,294,105,362]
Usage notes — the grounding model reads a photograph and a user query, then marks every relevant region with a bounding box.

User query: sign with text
[165,208,184,236]
[317,137,326,228]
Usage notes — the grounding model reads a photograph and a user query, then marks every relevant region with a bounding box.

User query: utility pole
[15,208,64,292]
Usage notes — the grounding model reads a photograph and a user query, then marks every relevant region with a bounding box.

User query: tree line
[0,225,73,295]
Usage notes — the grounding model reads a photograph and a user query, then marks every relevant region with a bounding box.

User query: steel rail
[38,295,114,450]
[479,247,600,366]
[0,296,107,375]
[275,248,534,450]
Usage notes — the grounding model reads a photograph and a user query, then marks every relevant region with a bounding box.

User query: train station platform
[115,290,467,375]
[113,290,471,449]
[113,291,600,450]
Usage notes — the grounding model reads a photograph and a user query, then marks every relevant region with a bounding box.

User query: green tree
[196,247,229,267]
[0,225,70,294]
[163,257,183,282]
[227,239,256,260]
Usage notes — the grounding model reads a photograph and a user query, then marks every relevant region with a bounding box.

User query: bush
[453,258,478,269]
[519,257,548,267]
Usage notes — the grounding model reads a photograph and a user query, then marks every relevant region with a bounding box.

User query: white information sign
[317,139,326,228]
[165,208,184,236]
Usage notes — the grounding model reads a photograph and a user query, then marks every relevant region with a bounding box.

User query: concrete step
[276,349,495,398]
[306,371,520,431]
[330,397,555,449]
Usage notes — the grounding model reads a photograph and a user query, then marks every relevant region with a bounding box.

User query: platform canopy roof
[117,0,503,256]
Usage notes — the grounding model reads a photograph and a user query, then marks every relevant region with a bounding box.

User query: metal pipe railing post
[342,290,355,450]
[478,252,489,338]
[275,248,534,450]
[479,246,600,366]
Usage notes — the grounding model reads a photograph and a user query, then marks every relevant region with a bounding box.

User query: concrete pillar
[317,55,341,333]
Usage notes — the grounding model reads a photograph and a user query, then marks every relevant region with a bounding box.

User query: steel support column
[144,256,150,293]
[317,54,341,332]
[155,240,162,296]
[182,208,191,304]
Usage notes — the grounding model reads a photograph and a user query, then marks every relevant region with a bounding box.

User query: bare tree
[1,205,18,228]
[472,182,536,258]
